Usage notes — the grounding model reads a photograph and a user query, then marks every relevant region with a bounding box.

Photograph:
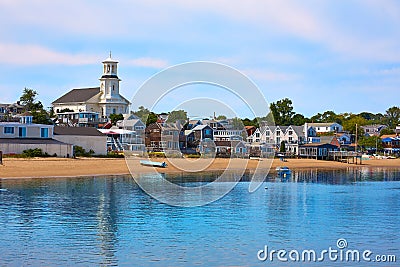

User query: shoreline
[0,157,399,180]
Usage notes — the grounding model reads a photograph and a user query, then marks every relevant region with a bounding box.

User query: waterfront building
[0,113,72,157]
[52,54,130,125]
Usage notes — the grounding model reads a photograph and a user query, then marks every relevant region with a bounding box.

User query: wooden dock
[328,151,363,165]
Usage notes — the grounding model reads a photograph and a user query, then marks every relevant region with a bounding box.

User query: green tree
[310,110,341,124]
[167,110,188,123]
[31,110,52,124]
[216,115,227,120]
[342,115,368,137]
[358,135,382,151]
[19,88,38,111]
[19,88,52,124]
[146,112,158,125]
[231,117,244,130]
[132,106,157,125]
[384,106,400,128]
[109,113,124,124]
[270,98,295,125]
[241,118,259,128]
[379,128,395,136]
[292,114,308,125]
[280,141,286,153]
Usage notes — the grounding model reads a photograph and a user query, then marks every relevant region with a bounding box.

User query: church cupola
[101,51,119,78]
[99,52,121,99]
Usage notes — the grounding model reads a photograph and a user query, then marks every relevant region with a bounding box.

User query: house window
[4,126,14,134]
[19,127,27,137]
[205,129,212,135]
[288,130,293,135]
[40,128,49,138]
[276,130,280,136]
[266,131,270,136]
[256,132,260,138]
[289,136,293,142]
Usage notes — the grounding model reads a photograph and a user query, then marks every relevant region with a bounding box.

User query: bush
[22,148,49,157]
[185,154,201,158]
[73,146,95,157]
[148,152,166,158]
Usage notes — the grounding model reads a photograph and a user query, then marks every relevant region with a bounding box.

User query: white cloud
[0,43,100,65]
[243,69,301,82]
[1,0,400,64]
[127,57,169,69]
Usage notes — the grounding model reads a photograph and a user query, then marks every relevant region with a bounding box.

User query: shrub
[22,148,44,157]
[185,154,201,158]
[148,152,166,158]
[73,146,95,157]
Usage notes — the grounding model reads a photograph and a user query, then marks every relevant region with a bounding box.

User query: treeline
[9,89,400,136]
[240,98,400,135]
[130,98,399,136]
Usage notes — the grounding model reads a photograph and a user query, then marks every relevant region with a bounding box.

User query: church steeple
[100,53,121,100]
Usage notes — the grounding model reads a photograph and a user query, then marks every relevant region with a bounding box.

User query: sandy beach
[0,157,399,179]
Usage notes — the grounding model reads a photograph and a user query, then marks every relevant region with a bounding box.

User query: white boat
[140,160,168,168]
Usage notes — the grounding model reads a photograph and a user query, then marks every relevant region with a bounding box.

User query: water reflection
[0,176,135,266]
[0,168,399,266]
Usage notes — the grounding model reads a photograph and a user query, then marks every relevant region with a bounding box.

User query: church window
[112,65,115,73]
[112,85,115,91]
[107,65,110,73]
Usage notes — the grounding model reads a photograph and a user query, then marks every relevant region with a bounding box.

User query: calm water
[0,169,399,266]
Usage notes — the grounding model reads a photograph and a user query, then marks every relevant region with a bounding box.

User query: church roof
[102,56,118,63]
[52,87,100,104]
[100,74,119,79]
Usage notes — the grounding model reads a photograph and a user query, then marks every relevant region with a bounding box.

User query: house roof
[52,87,100,104]
[381,134,397,139]
[20,111,33,116]
[116,119,144,128]
[319,136,336,144]
[300,143,338,148]
[54,126,105,136]
[308,122,339,127]
[291,126,304,136]
[192,125,210,131]
[0,138,70,145]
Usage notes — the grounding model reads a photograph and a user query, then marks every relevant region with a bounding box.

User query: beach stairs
[113,138,124,151]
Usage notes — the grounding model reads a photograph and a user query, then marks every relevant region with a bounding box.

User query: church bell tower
[99,52,121,100]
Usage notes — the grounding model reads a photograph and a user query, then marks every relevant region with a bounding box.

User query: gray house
[0,113,72,157]
[53,126,107,155]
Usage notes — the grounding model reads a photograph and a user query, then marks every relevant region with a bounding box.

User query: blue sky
[0,0,399,118]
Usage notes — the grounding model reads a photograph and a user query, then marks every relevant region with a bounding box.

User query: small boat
[276,166,291,175]
[140,160,168,168]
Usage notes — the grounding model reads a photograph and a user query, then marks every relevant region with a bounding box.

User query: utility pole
[355,123,358,154]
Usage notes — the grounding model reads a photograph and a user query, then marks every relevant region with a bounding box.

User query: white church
[52,54,130,126]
